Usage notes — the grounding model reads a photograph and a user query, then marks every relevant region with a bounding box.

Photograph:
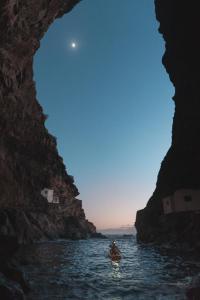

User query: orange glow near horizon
[78,179,154,230]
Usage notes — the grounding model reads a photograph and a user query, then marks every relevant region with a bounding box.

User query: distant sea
[19,235,200,299]
[99,225,136,235]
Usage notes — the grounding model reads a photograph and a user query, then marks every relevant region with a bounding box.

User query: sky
[34,0,174,230]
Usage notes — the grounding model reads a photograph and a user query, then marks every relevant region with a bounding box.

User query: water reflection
[17,237,200,300]
[111,261,121,279]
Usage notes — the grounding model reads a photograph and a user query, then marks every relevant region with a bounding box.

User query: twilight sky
[34,0,174,230]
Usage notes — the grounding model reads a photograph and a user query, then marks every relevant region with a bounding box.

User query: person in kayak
[109,241,121,257]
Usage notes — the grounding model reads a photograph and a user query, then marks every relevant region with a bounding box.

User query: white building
[41,188,59,204]
[162,189,200,214]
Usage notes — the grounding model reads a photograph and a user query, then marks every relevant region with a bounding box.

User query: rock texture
[135,0,200,247]
[0,0,97,260]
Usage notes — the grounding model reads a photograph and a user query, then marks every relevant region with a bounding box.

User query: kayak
[108,252,121,261]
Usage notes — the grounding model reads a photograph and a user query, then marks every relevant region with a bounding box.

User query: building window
[184,195,192,202]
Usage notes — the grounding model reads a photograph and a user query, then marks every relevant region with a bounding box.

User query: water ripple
[18,237,200,299]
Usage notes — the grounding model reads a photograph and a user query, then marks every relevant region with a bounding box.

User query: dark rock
[64,216,97,239]
[0,0,97,249]
[2,265,30,294]
[91,232,107,239]
[0,235,19,266]
[186,287,200,300]
[136,1,200,247]
[0,273,25,300]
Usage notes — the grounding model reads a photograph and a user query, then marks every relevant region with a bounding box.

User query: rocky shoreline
[0,228,29,299]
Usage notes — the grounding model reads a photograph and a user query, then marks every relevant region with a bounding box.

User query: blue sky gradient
[34,0,174,229]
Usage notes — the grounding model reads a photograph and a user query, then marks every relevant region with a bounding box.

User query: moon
[71,42,77,49]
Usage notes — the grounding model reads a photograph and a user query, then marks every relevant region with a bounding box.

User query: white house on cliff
[162,189,200,214]
[41,188,59,204]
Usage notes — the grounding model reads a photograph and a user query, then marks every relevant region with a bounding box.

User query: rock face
[0,0,97,258]
[136,0,200,247]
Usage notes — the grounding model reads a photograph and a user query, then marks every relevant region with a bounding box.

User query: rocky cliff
[0,0,98,261]
[135,0,200,248]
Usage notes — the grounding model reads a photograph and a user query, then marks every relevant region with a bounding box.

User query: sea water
[19,236,200,299]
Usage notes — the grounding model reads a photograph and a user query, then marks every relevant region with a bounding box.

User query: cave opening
[33,0,174,231]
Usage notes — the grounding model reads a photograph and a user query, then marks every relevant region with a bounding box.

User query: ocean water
[19,236,200,300]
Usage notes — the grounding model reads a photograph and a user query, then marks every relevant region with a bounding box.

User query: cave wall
[136,0,200,246]
[0,0,96,246]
